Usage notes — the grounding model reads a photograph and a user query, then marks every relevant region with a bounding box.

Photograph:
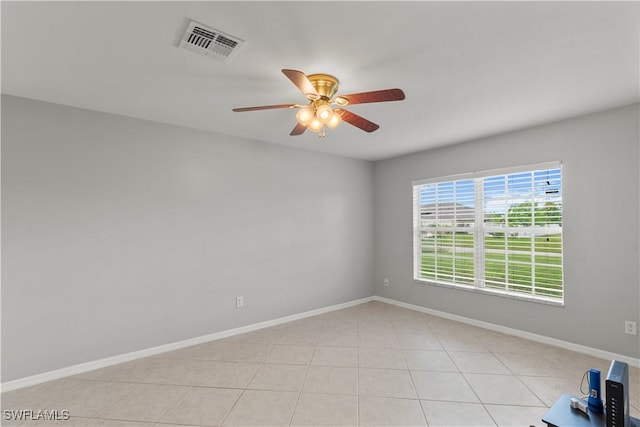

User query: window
[412,162,563,303]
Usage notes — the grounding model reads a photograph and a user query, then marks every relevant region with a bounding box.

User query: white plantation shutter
[413,179,476,285]
[413,162,563,302]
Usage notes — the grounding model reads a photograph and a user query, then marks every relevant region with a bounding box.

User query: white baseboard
[373,296,640,368]
[4,294,637,392]
[1,296,375,392]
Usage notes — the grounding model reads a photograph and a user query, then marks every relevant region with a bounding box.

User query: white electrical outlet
[236,296,244,308]
[625,321,637,335]
[383,278,390,287]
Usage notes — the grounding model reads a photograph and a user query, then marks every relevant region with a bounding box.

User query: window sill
[413,278,565,307]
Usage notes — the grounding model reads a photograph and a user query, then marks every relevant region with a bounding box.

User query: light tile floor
[2,301,639,426]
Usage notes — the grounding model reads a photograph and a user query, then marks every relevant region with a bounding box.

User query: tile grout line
[219,388,247,427]
[401,338,430,425]
[88,378,146,422]
[151,383,191,426]
[153,362,221,425]
[478,338,525,426]
[286,334,316,426]
[218,339,280,426]
[483,339,551,411]
[433,324,499,426]
[217,342,267,427]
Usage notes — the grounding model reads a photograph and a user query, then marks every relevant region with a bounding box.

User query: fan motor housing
[307,74,339,100]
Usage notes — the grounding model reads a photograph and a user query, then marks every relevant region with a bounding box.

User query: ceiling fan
[232,69,405,137]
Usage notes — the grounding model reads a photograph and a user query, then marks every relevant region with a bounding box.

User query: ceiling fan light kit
[232,69,405,138]
[296,98,342,137]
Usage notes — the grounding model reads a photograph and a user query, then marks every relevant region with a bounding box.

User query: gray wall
[3,95,638,383]
[374,103,640,358]
[1,95,375,382]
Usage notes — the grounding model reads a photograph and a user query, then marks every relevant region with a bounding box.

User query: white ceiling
[2,1,638,161]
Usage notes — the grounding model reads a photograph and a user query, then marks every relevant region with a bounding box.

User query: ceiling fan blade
[335,109,380,133]
[232,104,297,112]
[282,69,320,100]
[290,122,307,136]
[334,88,405,106]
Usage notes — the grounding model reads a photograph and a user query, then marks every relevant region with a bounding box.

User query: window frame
[412,161,564,306]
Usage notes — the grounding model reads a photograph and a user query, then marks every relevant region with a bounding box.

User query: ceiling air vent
[179,20,244,62]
